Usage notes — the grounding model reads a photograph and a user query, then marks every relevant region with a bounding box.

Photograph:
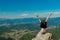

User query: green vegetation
[47,28,60,40]
[0,28,60,40]
[19,28,60,40]
[0,23,60,40]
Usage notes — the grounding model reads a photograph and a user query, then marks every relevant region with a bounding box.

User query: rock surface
[32,32,52,40]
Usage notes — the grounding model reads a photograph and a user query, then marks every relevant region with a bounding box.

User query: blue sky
[0,0,60,19]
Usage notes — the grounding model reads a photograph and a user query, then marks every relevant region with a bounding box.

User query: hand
[35,14,39,17]
[36,15,39,17]
[49,13,52,16]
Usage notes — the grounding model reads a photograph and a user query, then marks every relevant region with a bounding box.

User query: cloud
[53,12,60,15]
[34,11,60,18]
[20,13,29,18]
[0,11,60,19]
[19,13,35,18]
[50,12,60,18]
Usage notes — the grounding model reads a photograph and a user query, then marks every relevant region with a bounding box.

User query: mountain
[0,18,38,25]
[0,17,60,25]
[0,17,59,31]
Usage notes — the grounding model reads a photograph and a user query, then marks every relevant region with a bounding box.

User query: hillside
[0,28,60,40]
[0,17,60,40]
[20,28,60,40]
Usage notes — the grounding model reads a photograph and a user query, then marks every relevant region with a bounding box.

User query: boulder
[32,32,52,40]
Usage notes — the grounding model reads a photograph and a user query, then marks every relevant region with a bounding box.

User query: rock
[32,32,52,40]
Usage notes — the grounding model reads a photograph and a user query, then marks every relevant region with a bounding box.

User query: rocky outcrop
[32,32,52,40]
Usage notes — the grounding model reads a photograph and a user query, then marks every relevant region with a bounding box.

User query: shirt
[40,22,47,28]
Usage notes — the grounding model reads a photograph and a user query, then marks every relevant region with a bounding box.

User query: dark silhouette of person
[35,13,52,34]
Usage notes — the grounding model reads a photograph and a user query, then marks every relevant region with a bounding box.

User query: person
[35,13,52,34]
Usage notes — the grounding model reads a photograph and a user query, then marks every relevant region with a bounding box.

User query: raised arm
[45,13,52,22]
[35,14,41,22]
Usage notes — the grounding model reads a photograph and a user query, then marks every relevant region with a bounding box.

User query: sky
[0,0,60,19]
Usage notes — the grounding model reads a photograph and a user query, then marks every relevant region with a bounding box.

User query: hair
[41,19,45,23]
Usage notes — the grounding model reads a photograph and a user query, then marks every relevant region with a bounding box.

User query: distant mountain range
[0,17,60,31]
[0,17,60,25]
